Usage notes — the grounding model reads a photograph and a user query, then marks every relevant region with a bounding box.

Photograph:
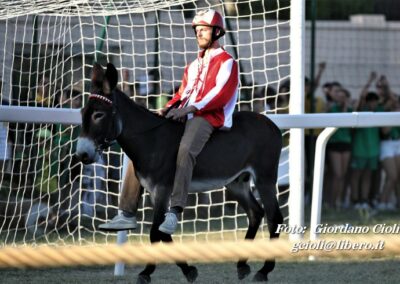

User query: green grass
[1,259,400,283]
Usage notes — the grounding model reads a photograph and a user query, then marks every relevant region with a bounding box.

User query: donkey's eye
[92,111,105,122]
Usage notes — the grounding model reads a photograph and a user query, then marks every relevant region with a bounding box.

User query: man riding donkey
[99,9,239,234]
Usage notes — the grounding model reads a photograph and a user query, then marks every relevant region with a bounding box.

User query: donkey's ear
[91,63,104,87]
[105,63,118,91]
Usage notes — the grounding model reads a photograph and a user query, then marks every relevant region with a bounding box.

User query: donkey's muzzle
[75,137,99,164]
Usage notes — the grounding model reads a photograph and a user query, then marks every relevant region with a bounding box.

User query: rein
[88,93,172,153]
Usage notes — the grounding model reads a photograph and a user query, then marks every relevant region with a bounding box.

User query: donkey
[76,63,283,283]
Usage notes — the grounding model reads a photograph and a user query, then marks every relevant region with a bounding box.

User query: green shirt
[328,104,352,144]
[352,106,382,158]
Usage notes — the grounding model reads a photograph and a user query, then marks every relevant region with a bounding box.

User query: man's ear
[104,63,118,94]
[91,63,104,89]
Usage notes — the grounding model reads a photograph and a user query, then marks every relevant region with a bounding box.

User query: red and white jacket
[166,47,239,129]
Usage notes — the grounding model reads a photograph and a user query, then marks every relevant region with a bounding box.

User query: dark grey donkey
[76,63,283,283]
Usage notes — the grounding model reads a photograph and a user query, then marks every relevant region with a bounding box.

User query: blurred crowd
[321,70,400,212]
[237,62,400,212]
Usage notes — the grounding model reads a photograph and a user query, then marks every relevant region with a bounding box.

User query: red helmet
[192,9,225,38]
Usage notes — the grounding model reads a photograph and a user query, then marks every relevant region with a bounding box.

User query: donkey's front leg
[136,225,161,284]
[137,189,197,283]
[161,233,198,283]
[154,189,198,283]
[137,194,168,284]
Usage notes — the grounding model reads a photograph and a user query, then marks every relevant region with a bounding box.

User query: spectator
[322,81,342,111]
[350,72,383,210]
[0,82,11,174]
[122,68,147,107]
[304,62,327,202]
[253,85,275,113]
[326,87,352,209]
[35,76,61,107]
[56,88,83,187]
[274,79,290,114]
[375,75,399,210]
[305,62,326,114]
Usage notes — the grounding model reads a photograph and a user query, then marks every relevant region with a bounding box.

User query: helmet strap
[212,27,221,41]
[206,27,221,49]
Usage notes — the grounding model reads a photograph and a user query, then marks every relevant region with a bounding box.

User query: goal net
[0,0,291,246]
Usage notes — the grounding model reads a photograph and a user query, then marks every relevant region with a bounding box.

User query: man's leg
[159,117,214,234]
[99,161,141,231]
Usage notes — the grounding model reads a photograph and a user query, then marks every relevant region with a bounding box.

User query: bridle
[87,92,172,154]
[88,93,122,153]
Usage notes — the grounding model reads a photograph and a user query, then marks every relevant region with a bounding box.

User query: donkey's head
[75,63,122,164]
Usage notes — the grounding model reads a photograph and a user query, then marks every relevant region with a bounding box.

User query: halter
[89,93,113,105]
[88,93,122,153]
[87,91,171,154]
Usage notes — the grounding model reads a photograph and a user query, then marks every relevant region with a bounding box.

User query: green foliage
[232,0,398,20]
[234,0,291,19]
[309,0,375,20]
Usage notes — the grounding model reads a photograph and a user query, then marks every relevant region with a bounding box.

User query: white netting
[0,0,291,246]
[0,0,197,19]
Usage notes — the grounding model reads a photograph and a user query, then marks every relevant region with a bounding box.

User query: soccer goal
[0,0,300,247]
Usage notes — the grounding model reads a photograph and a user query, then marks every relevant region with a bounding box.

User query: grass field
[1,206,400,283]
[1,259,399,283]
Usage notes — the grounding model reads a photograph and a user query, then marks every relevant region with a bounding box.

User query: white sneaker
[98,214,137,231]
[159,212,178,235]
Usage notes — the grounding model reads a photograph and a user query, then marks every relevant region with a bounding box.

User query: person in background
[375,75,400,210]
[304,62,326,203]
[0,81,11,174]
[253,85,275,114]
[322,81,342,111]
[326,87,352,209]
[350,72,383,210]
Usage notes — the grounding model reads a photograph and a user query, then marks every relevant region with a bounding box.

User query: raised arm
[356,71,376,111]
[312,62,326,92]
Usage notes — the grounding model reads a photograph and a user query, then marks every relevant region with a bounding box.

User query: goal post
[288,0,305,241]
[0,0,295,247]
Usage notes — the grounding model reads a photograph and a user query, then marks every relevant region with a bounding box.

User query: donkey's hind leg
[226,176,264,280]
[137,196,168,284]
[253,178,283,282]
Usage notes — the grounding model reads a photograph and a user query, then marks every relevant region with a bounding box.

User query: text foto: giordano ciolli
[315,223,400,234]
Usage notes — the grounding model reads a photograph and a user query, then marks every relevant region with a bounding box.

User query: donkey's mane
[114,88,170,121]
[114,88,186,129]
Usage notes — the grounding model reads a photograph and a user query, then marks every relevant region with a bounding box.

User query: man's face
[195,25,213,49]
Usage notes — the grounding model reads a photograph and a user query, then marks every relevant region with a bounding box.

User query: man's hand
[166,105,197,121]
[157,107,169,116]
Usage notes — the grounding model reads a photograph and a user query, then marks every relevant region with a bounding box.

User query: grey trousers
[170,116,214,209]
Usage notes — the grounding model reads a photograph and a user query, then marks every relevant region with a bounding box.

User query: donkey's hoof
[253,271,268,282]
[184,266,198,283]
[237,263,251,280]
[137,274,151,284]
